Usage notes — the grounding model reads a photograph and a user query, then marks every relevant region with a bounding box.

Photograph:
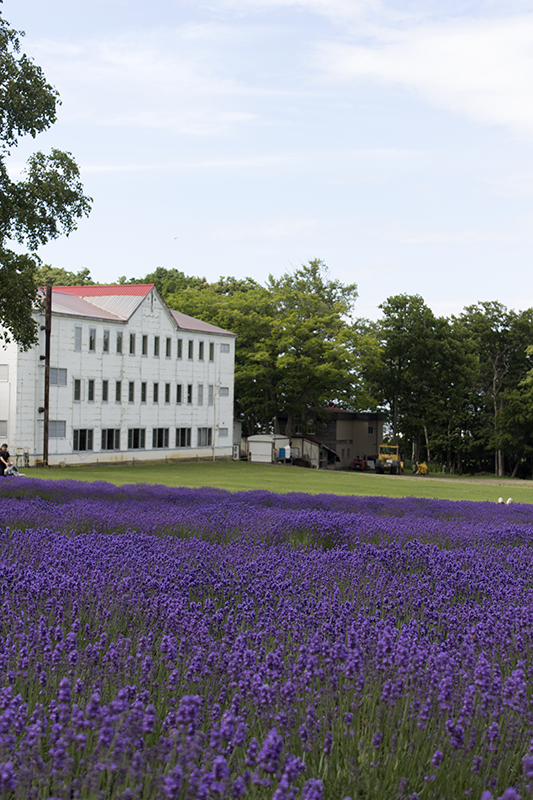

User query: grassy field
[17,459,533,503]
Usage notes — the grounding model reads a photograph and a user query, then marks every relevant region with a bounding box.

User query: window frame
[74,326,82,352]
[128,428,146,450]
[73,428,93,451]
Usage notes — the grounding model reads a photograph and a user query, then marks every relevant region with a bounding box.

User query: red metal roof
[51,285,154,296]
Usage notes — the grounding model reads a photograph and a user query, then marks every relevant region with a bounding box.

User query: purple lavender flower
[163,765,183,799]
[257,728,283,774]
[301,779,323,800]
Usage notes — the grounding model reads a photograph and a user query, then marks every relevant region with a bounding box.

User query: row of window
[74,327,231,359]
[70,379,229,405]
[67,427,222,451]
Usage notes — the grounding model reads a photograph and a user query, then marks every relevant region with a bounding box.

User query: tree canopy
[0,7,91,349]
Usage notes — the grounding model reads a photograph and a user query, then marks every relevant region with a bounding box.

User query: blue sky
[6,0,533,319]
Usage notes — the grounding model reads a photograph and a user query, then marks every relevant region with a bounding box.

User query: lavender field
[0,479,532,800]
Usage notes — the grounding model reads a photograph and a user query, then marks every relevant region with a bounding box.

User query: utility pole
[43,279,52,467]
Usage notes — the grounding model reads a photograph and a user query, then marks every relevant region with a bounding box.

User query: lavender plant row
[0,478,532,800]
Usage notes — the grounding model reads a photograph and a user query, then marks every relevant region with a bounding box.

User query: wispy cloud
[29,24,274,136]
[316,13,533,136]
[207,216,324,241]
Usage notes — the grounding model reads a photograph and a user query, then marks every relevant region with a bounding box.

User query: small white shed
[247,434,290,464]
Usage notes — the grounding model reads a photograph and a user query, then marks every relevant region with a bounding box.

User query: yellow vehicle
[375,445,404,475]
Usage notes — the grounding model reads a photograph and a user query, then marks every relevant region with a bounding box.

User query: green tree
[459,303,533,476]
[115,266,206,293]
[266,260,358,435]
[0,7,91,349]
[364,294,440,449]
[35,264,95,286]
[164,260,358,434]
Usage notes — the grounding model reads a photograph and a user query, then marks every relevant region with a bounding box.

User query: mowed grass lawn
[18,459,533,503]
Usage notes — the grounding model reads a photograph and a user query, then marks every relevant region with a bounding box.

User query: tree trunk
[392,396,398,443]
[510,458,520,479]
[423,423,431,466]
[284,412,293,438]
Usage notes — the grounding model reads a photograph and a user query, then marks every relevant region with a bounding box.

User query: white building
[0,284,236,465]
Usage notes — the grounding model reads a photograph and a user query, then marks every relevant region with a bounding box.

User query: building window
[220,343,230,353]
[115,380,122,403]
[219,428,228,438]
[73,429,93,451]
[177,338,183,359]
[101,429,121,450]
[49,421,66,438]
[50,368,67,386]
[73,379,81,402]
[197,384,203,406]
[130,333,136,355]
[176,427,191,448]
[102,380,108,402]
[197,427,212,447]
[153,383,159,403]
[209,342,214,361]
[368,426,374,435]
[208,384,214,406]
[128,381,135,403]
[176,384,182,404]
[103,330,110,353]
[166,337,171,358]
[88,379,95,402]
[152,428,169,448]
[154,336,160,357]
[89,328,96,352]
[164,383,171,404]
[199,341,204,361]
[188,340,193,360]
[128,428,146,449]
[116,331,123,354]
[187,384,192,404]
[141,382,147,403]
[142,335,148,356]
[219,386,229,397]
[74,326,82,352]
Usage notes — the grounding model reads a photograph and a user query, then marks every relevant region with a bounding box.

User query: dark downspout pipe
[43,280,52,467]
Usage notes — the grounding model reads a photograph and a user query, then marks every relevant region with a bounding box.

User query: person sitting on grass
[0,443,13,476]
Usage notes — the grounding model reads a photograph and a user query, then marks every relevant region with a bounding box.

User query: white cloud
[199,0,378,19]
[316,14,533,136]
[207,217,323,241]
[29,24,270,136]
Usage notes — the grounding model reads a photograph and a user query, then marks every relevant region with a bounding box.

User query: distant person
[0,444,13,476]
